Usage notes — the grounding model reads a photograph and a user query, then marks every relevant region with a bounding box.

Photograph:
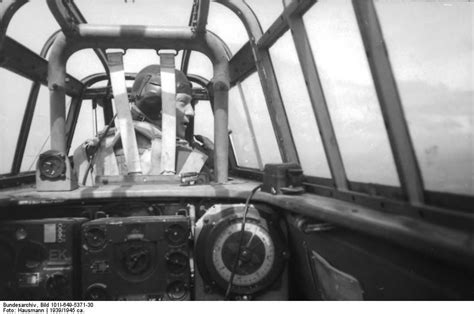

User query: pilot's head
[131,64,194,139]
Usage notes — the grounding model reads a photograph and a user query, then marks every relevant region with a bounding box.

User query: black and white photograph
[0,0,472,309]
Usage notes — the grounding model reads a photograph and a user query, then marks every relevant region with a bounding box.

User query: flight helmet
[131,64,192,122]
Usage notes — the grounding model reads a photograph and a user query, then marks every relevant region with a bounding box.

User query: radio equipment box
[0,218,87,300]
[81,216,191,300]
[262,163,304,195]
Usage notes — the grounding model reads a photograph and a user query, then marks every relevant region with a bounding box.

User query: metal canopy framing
[0,0,28,51]
[214,0,300,164]
[353,0,425,205]
[46,16,230,181]
[46,0,109,74]
[11,30,69,175]
[283,0,348,191]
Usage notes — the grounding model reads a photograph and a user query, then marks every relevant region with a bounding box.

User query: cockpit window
[6,1,59,55]
[74,0,194,26]
[194,100,214,141]
[67,49,107,80]
[186,51,213,80]
[269,31,331,178]
[303,0,399,186]
[0,70,30,174]
[375,1,473,195]
[244,0,284,33]
[229,73,282,169]
[69,101,105,157]
[207,2,248,54]
[20,87,54,173]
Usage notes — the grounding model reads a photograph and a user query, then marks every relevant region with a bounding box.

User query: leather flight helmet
[131,64,192,121]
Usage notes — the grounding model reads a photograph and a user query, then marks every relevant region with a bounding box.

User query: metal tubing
[257,0,316,49]
[65,96,82,153]
[46,0,109,74]
[213,87,229,182]
[48,34,69,153]
[214,0,299,164]
[48,25,229,182]
[0,0,28,51]
[195,0,210,34]
[11,30,64,174]
[1,36,83,96]
[352,0,425,205]
[283,1,348,190]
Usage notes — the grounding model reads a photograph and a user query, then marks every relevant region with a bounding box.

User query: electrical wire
[224,184,263,300]
[82,114,117,185]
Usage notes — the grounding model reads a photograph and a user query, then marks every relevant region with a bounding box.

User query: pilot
[73,64,213,185]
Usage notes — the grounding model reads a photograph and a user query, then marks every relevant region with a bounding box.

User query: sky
[0,0,472,195]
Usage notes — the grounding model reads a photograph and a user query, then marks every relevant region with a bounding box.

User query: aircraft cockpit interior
[0,0,472,301]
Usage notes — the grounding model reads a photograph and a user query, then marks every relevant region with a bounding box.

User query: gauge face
[84,227,106,250]
[165,224,187,245]
[166,251,188,274]
[38,152,66,180]
[212,222,275,287]
[167,281,187,300]
[85,284,109,301]
[116,240,156,281]
[195,205,287,296]
[121,244,152,276]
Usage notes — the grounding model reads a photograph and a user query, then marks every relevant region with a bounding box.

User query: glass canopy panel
[229,73,282,170]
[269,31,331,178]
[375,1,474,195]
[194,100,214,142]
[239,72,282,167]
[187,51,213,80]
[207,2,248,55]
[67,49,107,81]
[74,0,193,26]
[0,70,30,174]
[229,85,260,168]
[69,101,105,156]
[6,1,60,55]
[303,0,400,186]
[21,87,52,172]
[244,0,284,33]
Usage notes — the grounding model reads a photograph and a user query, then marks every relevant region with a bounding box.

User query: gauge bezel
[83,226,107,251]
[195,206,287,296]
[38,150,67,180]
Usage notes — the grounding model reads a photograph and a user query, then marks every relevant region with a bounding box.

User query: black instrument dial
[166,251,188,274]
[38,150,66,180]
[167,281,187,300]
[84,227,106,250]
[165,224,188,245]
[122,245,152,276]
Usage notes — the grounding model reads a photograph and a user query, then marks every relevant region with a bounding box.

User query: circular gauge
[38,151,66,180]
[122,245,152,276]
[165,224,187,245]
[84,227,106,250]
[212,222,274,287]
[166,251,188,274]
[195,205,287,296]
[46,274,68,299]
[85,283,109,301]
[166,281,187,300]
[115,240,157,282]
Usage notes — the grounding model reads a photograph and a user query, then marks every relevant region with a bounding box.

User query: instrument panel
[0,202,288,300]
